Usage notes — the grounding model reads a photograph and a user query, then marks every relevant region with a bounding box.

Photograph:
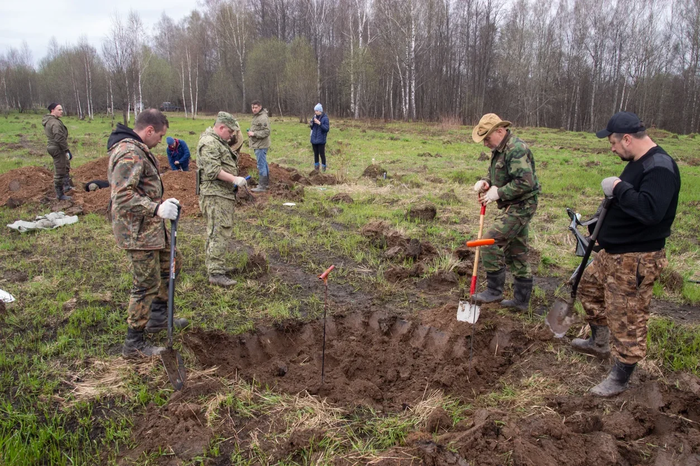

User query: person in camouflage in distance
[471,113,540,312]
[572,112,680,397]
[196,112,248,287]
[42,103,73,200]
[107,109,189,359]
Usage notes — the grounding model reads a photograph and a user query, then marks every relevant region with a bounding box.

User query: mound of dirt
[0,167,54,207]
[307,170,338,185]
[362,164,386,178]
[407,202,437,221]
[330,193,354,203]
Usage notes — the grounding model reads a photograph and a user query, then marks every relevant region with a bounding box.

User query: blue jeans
[254,149,269,177]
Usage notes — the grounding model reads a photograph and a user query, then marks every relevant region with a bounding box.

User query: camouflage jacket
[107,137,166,250]
[197,127,239,200]
[483,130,540,209]
[249,109,271,149]
[42,114,69,153]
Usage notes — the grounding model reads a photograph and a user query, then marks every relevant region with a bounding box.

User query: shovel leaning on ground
[458,204,488,324]
[546,196,613,338]
[161,206,187,391]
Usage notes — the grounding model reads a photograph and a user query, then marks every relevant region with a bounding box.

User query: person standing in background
[310,103,330,172]
[42,103,73,200]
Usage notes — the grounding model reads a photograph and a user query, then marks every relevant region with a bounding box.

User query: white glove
[232,176,247,187]
[473,180,489,193]
[601,177,620,197]
[479,186,500,204]
[65,151,73,161]
[156,198,180,220]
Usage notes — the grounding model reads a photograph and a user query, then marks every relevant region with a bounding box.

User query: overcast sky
[0,0,199,66]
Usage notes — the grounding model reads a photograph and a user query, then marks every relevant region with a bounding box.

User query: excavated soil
[123,302,700,465]
[0,152,330,216]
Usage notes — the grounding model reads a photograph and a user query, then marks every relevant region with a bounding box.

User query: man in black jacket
[571,112,681,396]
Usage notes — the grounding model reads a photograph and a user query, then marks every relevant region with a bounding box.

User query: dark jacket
[42,114,69,154]
[166,139,191,171]
[310,113,330,145]
[598,145,681,254]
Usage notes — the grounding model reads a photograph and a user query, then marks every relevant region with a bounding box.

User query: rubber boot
[55,185,72,201]
[145,300,190,334]
[122,328,165,359]
[63,176,74,193]
[590,359,636,397]
[571,324,611,358]
[321,164,327,172]
[473,268,505,303]
[251,175,269,192]
[209,274,237,287]
[501,277,533,311]
[314,163,320,171]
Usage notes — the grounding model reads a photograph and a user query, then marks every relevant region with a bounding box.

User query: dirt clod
[408,202,437,221]
[330,193,354,203]
[362,164,386,178]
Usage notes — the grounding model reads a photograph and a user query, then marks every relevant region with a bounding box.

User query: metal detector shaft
[570,197,612,299]
[318,265,335,384]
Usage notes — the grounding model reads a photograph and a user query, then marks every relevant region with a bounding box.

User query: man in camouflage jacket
[107,109,188,359]
[471,113,540,311]
[42,103,73,200]
[197,112,248,287]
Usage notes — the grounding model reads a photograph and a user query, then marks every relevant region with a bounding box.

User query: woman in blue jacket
[166,137,191,171]
[310,103,330,171]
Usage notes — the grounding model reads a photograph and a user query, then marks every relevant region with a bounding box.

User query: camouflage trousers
[125,247,182,330]
[578,249,667,364]
[481,198,537,278]
[199,195,236,276]
[48,146,70,188]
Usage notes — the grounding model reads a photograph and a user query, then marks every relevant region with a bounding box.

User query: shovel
[161,206,187,390]
[546,197,613,338]
[458,204,488,323]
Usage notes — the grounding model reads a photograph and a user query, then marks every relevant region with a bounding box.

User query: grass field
[0,111,699,465]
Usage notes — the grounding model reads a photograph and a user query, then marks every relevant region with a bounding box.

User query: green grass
[1,111,699,464]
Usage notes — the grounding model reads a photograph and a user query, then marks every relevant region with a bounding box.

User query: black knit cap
[596,112,646,138]
[47,103,59,112]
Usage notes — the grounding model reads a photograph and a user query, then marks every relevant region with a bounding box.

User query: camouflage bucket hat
[216,111,239,131]
[472,113,512,143]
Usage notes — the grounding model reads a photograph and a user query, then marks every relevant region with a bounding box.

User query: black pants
[312,144,326,166]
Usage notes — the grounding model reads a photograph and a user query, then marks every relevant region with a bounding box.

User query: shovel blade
[161,348,187,391]
[457,300,480,324]
[546,298,576,338]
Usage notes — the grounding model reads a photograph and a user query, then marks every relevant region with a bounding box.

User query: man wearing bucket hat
[196,111,248,287]
[165,136,191,171]
[471,113,540,312]
[571,111,680,397]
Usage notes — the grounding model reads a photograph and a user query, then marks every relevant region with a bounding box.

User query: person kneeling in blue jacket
[310,103,330,171]
[166,137,191,171]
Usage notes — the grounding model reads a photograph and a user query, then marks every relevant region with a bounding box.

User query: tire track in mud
[183,309,531,410]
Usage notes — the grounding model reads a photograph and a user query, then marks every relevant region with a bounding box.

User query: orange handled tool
[466,238,495,248]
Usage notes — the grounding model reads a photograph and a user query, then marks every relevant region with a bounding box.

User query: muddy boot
[314,163,320,171]
[501,277,533,311]
[63,176,74,193]
[55,185,72,201]
[209,274,237,287]
[571,324,611,358]
[473,268,505,303]
[122,328,165,359]
[590,359,636,397]
[145,300,190,334]
[321,164,327,172]
[251,175,269,192]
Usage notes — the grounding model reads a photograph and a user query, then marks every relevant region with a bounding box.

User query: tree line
[2,0,700,134]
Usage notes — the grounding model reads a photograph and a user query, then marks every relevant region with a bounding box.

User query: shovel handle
[319,265,335,281]
[466,238,495,247]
